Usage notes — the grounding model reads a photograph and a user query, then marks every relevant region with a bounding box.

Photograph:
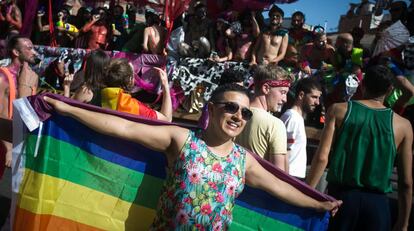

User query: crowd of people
[1,0,414,230]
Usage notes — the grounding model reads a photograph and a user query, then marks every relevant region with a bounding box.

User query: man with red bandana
[236,65,291,172]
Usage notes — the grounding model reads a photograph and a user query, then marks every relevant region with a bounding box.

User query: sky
[272,0,410,32]
[275,0,362,32]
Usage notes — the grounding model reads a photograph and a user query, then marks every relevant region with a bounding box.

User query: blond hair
[253,64,293,91]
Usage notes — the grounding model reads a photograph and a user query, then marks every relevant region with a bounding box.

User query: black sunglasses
[213,102,253,121]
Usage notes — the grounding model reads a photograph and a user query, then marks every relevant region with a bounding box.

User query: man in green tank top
[307,65,413,231]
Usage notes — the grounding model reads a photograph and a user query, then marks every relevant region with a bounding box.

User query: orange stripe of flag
[13,207,103,231]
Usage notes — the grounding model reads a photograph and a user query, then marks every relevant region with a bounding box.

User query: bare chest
[263,34,282,47]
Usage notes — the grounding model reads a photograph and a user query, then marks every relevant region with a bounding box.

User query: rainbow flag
[11,93,332,230]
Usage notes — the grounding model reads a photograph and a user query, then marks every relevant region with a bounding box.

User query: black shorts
[327,184,391,231]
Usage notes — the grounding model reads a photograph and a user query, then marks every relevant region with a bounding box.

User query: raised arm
[44,96,188,161]
[250,34,262,66]
[306,104,337,188]
[81,15,99,33]
[6,5,22,30]
[394,119,413,231]
[245,153,341,212]
[153,67,172,122]
[63,73,74,98]
[250,11,260,38]
[36,12,49,32]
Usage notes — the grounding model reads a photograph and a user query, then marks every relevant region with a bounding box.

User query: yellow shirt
[236,107,287,160]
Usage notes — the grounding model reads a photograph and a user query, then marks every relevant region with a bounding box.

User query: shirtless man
[250,5,288,66]
[37,8,79,47]
[142,10,167,55]
[307,65,412,231]
[81,7,110,50]
[300,33,335,75]
[178,3,214,58]
[230,11,260,62]
[0,36,38,167]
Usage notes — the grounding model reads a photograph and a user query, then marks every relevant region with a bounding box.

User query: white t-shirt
[280,109,307,178]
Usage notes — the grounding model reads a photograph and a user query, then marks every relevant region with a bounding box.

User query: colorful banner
[12,93,331,230]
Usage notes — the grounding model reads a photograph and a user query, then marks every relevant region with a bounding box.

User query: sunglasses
[213,102,253,121]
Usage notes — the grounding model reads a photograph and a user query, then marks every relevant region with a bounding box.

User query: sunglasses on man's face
[213,102,253,121]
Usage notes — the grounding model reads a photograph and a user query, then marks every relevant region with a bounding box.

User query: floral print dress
[151,130,246,230]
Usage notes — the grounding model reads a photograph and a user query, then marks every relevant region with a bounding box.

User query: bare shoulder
[393,113,413,138]
[326,45,335,53]
[170,126,190,141]
[328,102,348,118]
[326,102,348,128]
[326,44,335,50]
[167,126,191,157]
[143,27,150,34]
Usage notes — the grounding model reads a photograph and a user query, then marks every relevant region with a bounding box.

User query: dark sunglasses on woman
[213,101,253,121]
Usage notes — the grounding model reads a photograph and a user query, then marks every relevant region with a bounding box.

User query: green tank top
[327,101,397,193]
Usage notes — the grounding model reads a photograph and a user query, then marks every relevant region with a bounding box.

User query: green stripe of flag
[25,135,164,209]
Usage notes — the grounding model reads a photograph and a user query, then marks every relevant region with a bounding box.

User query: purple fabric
[112,52,167,93]
[29,92,334,202]
[20,0,39,37]
[29,93,172,126]
[170,83,185,110]
[248,150,336,202]
[197,104,209,130]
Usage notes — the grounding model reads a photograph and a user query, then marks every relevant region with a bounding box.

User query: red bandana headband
[261,80,291,88]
